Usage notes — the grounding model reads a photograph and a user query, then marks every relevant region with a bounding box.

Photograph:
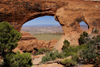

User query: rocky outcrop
[12,48,23,54]
[42,41,50,48]
[20,31,37,40]
[49,39,58,49]
[37,40,45,49]
[54,1,100,51]
[32,54,45,65]
[0,0,100,51]
[17,31,38,52]
[32,55,72,67]
[16,31,58,54]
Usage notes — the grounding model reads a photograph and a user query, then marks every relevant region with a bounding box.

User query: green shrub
[62,39,70,50]
[79,43,99,63]
[93,29,99,33]
[4,52,33,67]
[49,50,65,60]
[41,40,79,64]
[79,31,88,45]
[0,21,21,56]
[41,50,65,63]
[0,22,33,67]
[41,33,100,65]
[83,31,88,37]
[61,59,77,66]
[78,32,100,64]
[35,48,50,55]
[92,35,100,44]
[71,53,79,61]
[64,46,79,57]
[41,54,51,63]
[41,45,80,63]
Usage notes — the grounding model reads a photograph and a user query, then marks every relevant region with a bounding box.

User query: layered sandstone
[0,0,100,51]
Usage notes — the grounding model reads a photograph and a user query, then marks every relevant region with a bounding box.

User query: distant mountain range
[21,25,88,35]
[23,24,61,27]
[23,25,88,27]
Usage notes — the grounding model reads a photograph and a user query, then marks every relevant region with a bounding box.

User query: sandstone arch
[0,0,100,51]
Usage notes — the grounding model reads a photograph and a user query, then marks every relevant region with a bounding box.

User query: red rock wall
[54,1,100,51]
[0,0,100,51]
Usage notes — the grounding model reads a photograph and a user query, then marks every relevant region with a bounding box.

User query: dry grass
[32,34,62,41]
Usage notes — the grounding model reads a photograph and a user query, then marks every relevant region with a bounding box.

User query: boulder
[32,54,45,65]
[20,31,37,40]
[42,41,50,48]
[17,31,38,52]
[37,40,45,49]
[49,39,58,49]
[12,48,23,54]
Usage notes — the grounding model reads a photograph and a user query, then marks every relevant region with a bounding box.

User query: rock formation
[17,31,38,52]
[16,31,57,54]
[0,0,100,51]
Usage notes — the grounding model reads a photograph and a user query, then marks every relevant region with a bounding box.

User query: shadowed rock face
[0,0,100,51]
[0,0,67,31]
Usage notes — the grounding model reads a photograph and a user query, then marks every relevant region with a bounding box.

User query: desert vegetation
[0,22,33,67]
[33,34,62,41]
[40,31,100,67]
[0,22,99,67]
[21,26,63,41]
[34,48,50,55]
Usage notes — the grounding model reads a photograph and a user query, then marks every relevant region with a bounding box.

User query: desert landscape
[21,26,63,35]
[21,25,88,35]
[21,25,88,41]
[0,0,100,67]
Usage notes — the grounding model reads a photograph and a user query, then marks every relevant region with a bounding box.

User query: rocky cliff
[0,0,100,51]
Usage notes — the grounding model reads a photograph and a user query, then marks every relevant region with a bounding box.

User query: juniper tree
[0,22,33,67]
[0,21,21,56]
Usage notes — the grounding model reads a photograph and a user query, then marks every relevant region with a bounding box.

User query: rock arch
[0,0,100,51]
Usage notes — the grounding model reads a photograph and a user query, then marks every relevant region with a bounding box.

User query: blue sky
[23,16,87,27]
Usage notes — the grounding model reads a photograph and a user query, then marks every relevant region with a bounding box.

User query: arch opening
[79,21,89,31]
[21,16,63,41]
